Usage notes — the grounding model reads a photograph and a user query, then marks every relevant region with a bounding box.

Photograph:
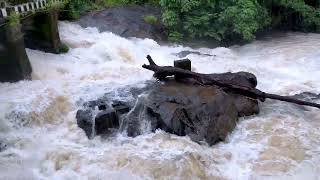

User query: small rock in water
[173,50,214,58]
[0,142,7,152]
[292,92,320,101]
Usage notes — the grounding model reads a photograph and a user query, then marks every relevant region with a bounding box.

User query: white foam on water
[0,21,320,180]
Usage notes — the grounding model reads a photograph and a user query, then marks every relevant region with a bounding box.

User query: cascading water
[0,21,320,179]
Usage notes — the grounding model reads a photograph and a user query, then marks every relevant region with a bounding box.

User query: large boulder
[77,5,166,41]
[123,78,259,145]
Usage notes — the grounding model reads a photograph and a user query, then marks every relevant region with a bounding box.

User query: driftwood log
[142,55,320,109]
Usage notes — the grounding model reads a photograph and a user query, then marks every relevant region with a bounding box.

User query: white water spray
[0,21,319,179]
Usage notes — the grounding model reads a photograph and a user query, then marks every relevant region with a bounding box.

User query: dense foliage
[160,0,320,42]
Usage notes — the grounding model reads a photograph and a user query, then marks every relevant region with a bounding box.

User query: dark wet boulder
[229,93,260,117]
[77,5,166,41]
[122,79,258,145]
[95,109,119,134]
[76,108,120,138]
[76,109,94,137]
[76,97,134,138]
[112,101,131,115]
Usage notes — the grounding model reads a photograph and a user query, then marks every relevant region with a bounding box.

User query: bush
[58,43,69,54]
[64,0,95,19]
[8,12,20,27]
[103,0,159,7]
[143,15,158,24]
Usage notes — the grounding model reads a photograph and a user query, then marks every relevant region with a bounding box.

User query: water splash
[0,21,319,179]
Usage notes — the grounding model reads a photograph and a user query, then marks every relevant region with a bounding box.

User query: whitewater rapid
[0,21,320,180]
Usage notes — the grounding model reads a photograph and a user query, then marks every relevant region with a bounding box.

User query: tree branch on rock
[142,55,320,109]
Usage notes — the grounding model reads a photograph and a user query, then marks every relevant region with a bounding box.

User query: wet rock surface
[123,76,259,145]
[173,50,215,58]
[292,92,320,101]
[76,74,259,145]
[76,100,131,138]
[77,5,166,41]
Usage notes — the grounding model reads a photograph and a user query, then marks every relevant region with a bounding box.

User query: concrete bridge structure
[0,0,67,82]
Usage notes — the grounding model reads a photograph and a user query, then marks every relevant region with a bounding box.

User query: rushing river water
[0,21,320,180]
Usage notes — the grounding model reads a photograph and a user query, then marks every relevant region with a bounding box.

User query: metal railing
[0,0,65,18]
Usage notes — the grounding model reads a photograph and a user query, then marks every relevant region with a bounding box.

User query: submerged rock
[0,142,7,152]
[173,50,215,58]
[123,77,259,145]
[292,92,320,101]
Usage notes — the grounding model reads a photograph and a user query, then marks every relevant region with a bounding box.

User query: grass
[58,43,69,53]
[143,15,157,24]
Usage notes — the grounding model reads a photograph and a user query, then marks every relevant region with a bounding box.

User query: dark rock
[0,142,7,152]
[98,104,108,110]
[235,72,258,88]
[216,72,258,88]
[76,109,94,137]
[83,100,109,110]
[112,101,130,114]
[123,80,240,145]
[229,93,260,117]
[292,92,320,101]
[76,108,119,138]
[174,59,191,71]
[173,50,215,58]
[95,109,119,134]
[77,5,166,41]
[174,59,192,80]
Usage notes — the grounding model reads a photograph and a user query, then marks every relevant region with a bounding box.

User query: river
[0,21,320,180]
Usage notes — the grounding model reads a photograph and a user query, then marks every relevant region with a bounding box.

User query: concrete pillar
[24,9,67,53]
[0,24,32,82]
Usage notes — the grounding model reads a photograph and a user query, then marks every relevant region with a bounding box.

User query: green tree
[160,0,319,42]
